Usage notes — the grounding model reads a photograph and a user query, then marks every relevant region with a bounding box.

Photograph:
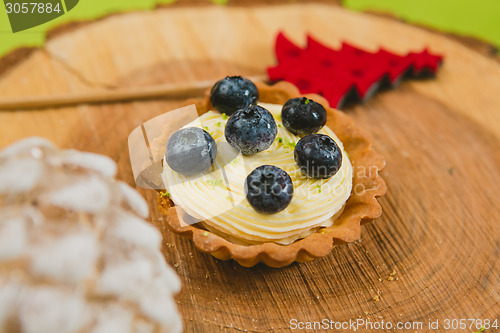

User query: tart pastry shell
[158,81,386,267]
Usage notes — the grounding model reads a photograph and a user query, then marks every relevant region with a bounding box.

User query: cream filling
[161,103,353,245]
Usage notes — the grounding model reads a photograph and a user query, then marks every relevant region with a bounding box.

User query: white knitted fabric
[0,138,182,333]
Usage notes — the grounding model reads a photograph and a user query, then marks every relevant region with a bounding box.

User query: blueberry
[165,127,217,176]
[245,165,294,214]
[294,134,342,179]
[281,97,327,136]
[224,105,277,155]
[210,76,259,115]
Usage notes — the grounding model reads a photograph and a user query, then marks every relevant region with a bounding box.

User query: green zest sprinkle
[316,185,322,193]
[321,229,326,234]
[160,190,170,197]
[278,124,282,128]
[202,125,209,131]
[231,158,240,164]
[221,113,228,120]
[283,138,296,149]
[206,179,223,189]
[216,122,221,127]
[277,137,283,144]
[203,231,209,236]
[304,98,310,105]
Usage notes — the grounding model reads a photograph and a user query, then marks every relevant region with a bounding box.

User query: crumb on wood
[372,289,381,302]
[388,269,398,280]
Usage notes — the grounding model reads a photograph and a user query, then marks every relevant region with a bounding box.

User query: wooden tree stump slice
[0,2,499,332]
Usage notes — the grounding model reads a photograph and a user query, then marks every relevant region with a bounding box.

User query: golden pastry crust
[158,81,386,267]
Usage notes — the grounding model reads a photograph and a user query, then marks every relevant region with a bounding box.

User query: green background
[0,0,499,58]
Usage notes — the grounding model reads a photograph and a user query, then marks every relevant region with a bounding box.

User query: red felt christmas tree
[267,33,443,109]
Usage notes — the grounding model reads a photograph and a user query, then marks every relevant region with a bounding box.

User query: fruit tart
[157,76,386,267]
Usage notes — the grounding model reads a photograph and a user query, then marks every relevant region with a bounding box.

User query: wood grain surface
[0,2,499,332]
